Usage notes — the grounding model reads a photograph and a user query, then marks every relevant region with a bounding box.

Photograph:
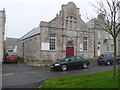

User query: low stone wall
[26,58,98,67]
[88,58,98,66]
[26,59,55,67]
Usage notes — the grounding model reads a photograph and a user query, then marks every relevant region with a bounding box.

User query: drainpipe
[62,9,64,58]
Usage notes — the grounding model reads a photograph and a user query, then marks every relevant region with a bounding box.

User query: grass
[18,57,25,64]
[18,60,25,64]
[40,70,119,88]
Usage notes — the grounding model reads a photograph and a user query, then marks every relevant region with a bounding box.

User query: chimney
[3,8,5,11]
[97,13,105,22]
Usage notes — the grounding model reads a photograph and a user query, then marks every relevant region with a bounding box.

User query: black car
[51,56,90,71]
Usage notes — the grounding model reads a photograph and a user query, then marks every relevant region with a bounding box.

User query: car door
[66,56,77,68]
[76,56,84,67]
[109,54,114,63]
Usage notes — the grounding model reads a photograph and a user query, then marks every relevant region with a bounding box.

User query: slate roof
[0,10,5,17]
[86,18,101,29]
[20,27,40,40]
[5,37,19,46]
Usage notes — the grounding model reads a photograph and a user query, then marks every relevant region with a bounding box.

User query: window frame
[49,34,57,51]
[83,37,88,51]
[66,16,77,29]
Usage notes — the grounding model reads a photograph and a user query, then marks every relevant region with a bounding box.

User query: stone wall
[0,10,5,62]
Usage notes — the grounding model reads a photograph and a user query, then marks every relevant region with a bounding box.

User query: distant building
[17,2,94,66]
[5,37,19,52]
[0,9,6,62]
[86,13,115,57]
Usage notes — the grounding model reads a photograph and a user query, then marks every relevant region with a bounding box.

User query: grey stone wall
[18,2,95,66]
[39,2,94,62]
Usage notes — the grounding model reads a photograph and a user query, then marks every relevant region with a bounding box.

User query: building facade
[5,37,19,52]
[86,13,120,57]
[0,9,6,62]
[18,2,94,66]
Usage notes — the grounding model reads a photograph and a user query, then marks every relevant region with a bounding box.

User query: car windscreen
[7,53,17,56]
[62,57,71,61]
[99,54,113,58]
[99,54,104,58]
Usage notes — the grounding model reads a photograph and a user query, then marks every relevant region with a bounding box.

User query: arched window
[66,16,77,29]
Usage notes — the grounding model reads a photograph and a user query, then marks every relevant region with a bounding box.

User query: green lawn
[40,70,119,88]
[18,60,25,64]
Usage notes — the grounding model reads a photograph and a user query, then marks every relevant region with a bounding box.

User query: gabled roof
[20,27,40,40]
[0,10,5,17]
[5,37,19,46]
[86,18,101,29]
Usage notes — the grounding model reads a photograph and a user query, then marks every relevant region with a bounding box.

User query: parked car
[98,54,120,65]
[3,52,18,64]
[51,56,90,71]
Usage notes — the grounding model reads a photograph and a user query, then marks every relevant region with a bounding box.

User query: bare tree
[90,0,120,79]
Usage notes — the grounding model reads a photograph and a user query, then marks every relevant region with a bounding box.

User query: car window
[70,57,76,61]
[76,56,81,60]
[105,54,113,58]
[110,55,114,58]
[8,53,17,56]
[76,56,85,61]
[99,54,104,58]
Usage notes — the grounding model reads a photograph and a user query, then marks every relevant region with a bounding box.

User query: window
[66,20,68,28]
[73,21,77,29]
[66,16,77,29]
[70,20,72,29]
[76,56,84,60]
[106,44,109,51]
[106,44,114,52]
[49,34,56,50]
[98,31,102,38]
[83,37,88,51]
[105,32,109,39]
[70,56,76,61]
[110,44,114,52]
[105,32,113,39]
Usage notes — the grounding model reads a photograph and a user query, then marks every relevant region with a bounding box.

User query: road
[2,63,116,89]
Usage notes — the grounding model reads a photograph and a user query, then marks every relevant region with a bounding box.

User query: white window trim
[49,34,57,51]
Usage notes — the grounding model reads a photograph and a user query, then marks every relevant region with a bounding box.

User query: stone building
[86,14,115,57]
[17,2,94,66]
[5,37,19,52]
[0,9,6,62]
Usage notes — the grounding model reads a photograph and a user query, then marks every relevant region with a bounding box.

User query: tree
[90,0,120,79]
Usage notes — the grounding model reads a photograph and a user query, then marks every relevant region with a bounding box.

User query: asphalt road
[2,63,117,89]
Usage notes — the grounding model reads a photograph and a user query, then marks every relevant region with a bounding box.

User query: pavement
[2,63,117,89]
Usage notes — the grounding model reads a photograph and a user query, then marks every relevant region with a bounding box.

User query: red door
[66,47,74,57]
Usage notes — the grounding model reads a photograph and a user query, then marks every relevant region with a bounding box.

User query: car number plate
[10,58,14,60]
[99,59,103,61]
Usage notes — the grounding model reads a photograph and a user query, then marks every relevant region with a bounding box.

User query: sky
[0,0,99,38]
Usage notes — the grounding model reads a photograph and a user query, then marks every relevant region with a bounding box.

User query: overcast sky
[0,0,99,38]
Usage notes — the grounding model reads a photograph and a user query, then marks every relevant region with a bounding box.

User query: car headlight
[54,64,60,66]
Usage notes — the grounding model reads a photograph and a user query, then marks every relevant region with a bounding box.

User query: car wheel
[15,61,18,64]
[106,61,111,65]
[118,60,120,64]
[61,65,67,71]
[82,63,88,69]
